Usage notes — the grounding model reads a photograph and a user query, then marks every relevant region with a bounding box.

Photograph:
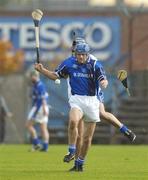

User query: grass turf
[0,145,147,180]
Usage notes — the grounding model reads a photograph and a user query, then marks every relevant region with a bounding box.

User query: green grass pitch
[0,145,147,180]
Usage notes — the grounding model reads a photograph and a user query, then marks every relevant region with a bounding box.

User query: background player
[26,70,49,152]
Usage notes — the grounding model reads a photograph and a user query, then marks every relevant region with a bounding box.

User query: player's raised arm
[34,63,58,80]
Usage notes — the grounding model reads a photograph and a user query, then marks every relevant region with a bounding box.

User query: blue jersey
[31,80,48,108]
[88,54,105,102]
[55,56,106,96]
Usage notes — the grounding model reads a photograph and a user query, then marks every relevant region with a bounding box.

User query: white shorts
[69,95,100,123]
[27,105,49,124]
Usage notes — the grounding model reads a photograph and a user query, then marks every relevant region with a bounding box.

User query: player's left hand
[34,63,44,72]
[100,79,108,89]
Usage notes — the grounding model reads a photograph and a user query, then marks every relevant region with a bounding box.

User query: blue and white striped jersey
[55,56,106,96]
[31,80,48,108]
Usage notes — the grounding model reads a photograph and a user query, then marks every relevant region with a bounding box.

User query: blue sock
[68,144,76,154]
[77,157,85,165]
[74,159,78,166]
[42,142,48,151]
[120,125,128,133]
[32,138,40,146]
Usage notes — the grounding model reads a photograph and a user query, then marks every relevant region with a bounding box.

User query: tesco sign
[0,16,121,65]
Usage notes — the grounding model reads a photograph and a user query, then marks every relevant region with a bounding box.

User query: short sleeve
[55,60,69,78]
[95,61,106,82]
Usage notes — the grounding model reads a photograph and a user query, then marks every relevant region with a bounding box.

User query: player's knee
[44,132,49,141]
[26,121,33,130]
[45,129,49,139]
[41,125,49,136]
[69,119,78,130]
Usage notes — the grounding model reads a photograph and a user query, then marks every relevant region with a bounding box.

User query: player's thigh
[40,122,48,132]
[69,107,83,124]
[99,102,106,116]
[83,122,96,140]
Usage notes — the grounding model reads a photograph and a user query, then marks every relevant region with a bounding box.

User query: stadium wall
[0,10,148,143]
[1,10,148,72]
